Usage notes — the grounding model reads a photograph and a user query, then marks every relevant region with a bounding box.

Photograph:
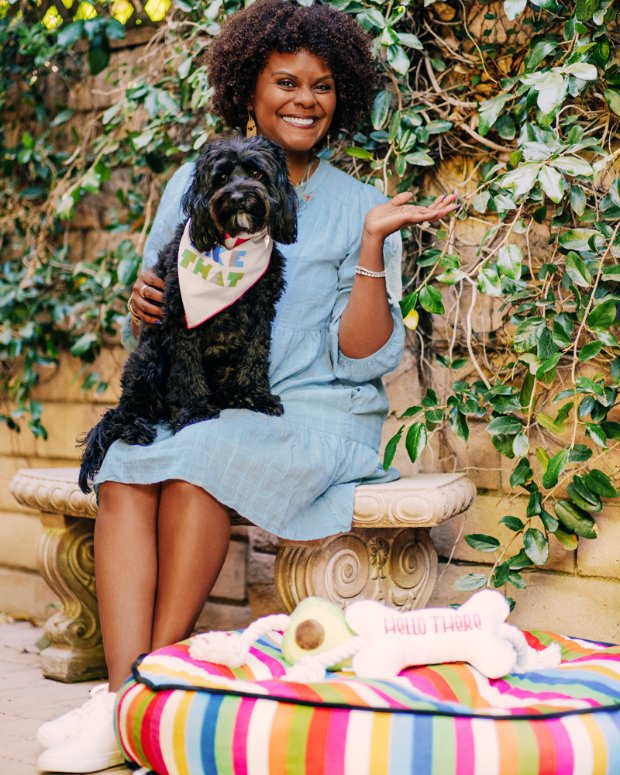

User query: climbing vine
[1,0,619,594]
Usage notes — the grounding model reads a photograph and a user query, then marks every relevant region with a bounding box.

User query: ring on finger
[139,284,148,300]
[127,298,141,325]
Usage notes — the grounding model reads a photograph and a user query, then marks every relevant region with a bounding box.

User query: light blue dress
[95,160,405,540]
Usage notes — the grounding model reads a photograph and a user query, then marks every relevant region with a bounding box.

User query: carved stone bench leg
[274,528,438,612]
[37,514,106,682]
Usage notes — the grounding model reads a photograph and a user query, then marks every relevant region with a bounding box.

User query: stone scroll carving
[352,473,477,528]
[11,469,106,681]
[36,515,106,681]
[275,528,437,612]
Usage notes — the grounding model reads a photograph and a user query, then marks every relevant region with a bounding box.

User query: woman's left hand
[363,192,459,242]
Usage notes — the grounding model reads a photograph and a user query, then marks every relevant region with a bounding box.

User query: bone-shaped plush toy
[346,590,523,680]
[190,590,560,681]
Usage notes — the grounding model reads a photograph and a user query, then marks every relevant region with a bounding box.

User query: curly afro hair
[206,0,378,140]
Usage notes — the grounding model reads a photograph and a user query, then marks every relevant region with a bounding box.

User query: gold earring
[246,111,257,138]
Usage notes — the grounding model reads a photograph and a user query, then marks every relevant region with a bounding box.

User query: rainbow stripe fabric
[115,630,620,774]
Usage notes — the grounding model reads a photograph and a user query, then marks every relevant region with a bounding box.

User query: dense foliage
[1,0,619,595]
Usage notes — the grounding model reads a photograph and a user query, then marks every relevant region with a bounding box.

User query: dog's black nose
[230,191,245,204]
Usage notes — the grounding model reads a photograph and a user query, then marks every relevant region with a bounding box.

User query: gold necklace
[289,157,316,188]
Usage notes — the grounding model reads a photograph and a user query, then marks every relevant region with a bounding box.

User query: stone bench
[10,467,475,682]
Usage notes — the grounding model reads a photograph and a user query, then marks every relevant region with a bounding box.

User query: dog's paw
[171,407,220,432]
[252,394,284,416]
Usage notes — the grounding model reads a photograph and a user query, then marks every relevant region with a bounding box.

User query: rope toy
[189,590,561,681]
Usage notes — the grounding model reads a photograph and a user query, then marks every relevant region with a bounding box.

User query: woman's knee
[97,481,161,519]
[162,479,224,507]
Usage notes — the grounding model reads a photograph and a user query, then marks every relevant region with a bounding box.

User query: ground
[0,619,132,775]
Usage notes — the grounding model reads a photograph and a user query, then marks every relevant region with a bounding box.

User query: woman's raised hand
[131,270,165,325]
[363,192,459,242]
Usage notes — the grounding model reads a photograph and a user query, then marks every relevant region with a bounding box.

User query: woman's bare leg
[151,479,231,650]
[94,481,160,691]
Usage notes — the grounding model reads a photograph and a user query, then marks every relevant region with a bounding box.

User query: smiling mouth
[280,116,318,127]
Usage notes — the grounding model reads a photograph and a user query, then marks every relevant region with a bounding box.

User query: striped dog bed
[115,630,620,774]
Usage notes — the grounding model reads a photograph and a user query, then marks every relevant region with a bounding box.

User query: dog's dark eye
[250,169,264,180]
[214,172,228,185]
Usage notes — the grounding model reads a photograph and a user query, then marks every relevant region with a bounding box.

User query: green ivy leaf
[397,32,423,50]
[539,509,559,532]
[419,285,445,314]
[344,146,374,160]
[554,529,579,550]
[478,94,511,136]
[586,423,608,448]
[550,156,593,177]
[576,0,601,21]
[512,433,530,458]
[88,34,111,76]
[487,416,523,436]
[454,573,488,591]
[504,0,527,21]
[478,264,502,297]
[383,425,404,469]
[521,70,567,114]
[405,422,428,463]
[604,89,620,117]
[386,45,410,76]
[511,458,533,487]
[497,244,523,280]
[524,528,549,565]
[587,299,616,330]
[57,21,84,48]
[371,90,392,130]
[565,252,592,287]
[501,163,539,198]
[578,341,603,362]
[70,333,98,357]
[500,515,525,531]
[569,444,593,462]
[465,534,501,552]
[538,165,565,203]
[569,186,587,215]
[404,150,435,167]
[584,469,618,498]
[542,448,569,489]
[560,229,602,253]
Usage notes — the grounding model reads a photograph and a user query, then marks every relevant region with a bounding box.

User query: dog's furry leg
[166,330,221,431]
[221,320,283,416]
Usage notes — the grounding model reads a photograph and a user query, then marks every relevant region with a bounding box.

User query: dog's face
[181,136,298,252]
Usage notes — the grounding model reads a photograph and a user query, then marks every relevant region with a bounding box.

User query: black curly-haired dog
[78,136,297,493]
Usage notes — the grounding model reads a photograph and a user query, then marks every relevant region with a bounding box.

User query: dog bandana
[177,220,273,328]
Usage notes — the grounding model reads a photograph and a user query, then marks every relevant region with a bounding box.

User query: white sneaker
[37,689,123,773]
[37,684,110,749]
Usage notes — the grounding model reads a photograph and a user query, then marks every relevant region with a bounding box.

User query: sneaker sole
[38,748,124,773]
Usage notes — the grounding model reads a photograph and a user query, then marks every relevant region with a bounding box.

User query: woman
[37,1,457,772]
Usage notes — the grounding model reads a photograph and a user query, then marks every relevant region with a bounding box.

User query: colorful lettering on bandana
[180,247,246,288]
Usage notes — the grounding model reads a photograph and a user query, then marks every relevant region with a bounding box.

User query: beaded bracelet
[355,265,387,279]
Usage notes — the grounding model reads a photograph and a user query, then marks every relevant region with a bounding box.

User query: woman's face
[251,50,337,157]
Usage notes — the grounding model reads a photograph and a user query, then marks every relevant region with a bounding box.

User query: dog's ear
[269,147,298,245]
[181,143,222,251]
